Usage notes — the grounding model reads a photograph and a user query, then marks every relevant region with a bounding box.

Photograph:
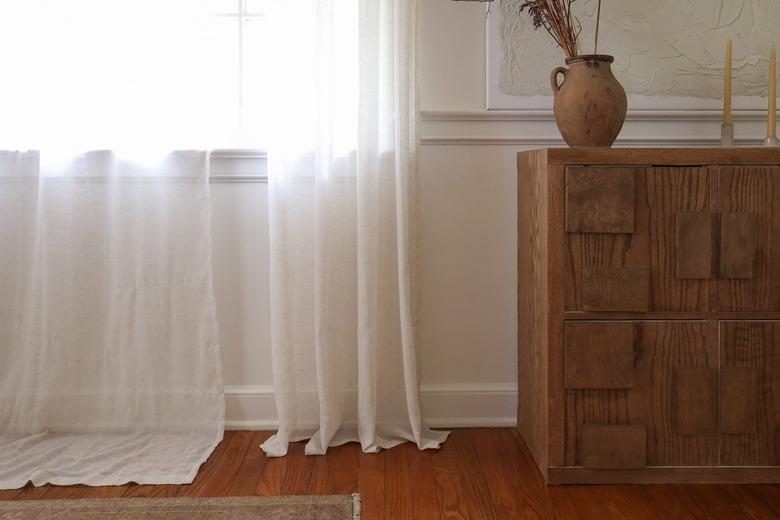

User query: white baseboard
[223,383,517,431]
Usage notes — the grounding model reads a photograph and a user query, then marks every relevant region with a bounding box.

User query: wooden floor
[2,429,780,519]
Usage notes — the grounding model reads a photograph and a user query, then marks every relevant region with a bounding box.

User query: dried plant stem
[521,0,581,57]
[594,0,602,54]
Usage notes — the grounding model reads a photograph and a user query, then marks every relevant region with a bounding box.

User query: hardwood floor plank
[328,443,360,496]
[177,431,236,497]
[255,443,291,496]
[39,485,91,500]
[609,486,666,520]
[546,486,583,520]
[385,442,440,520]
[121,482,180,498]
[0,489,21,501]
[470,428,533,519]
[430,432,471,520]
[411,448,443,520]
[384,442,414,519]
[308,449,336,496]
[187,431,254,497]
[80,485,129,499]
[469,430,515,518]
[451,429,498,519]
[562,486,633,520]
[225,431,272,497]
[743,485,780,519]
[13,484,52,501]
[681,484,755,520]
[357,447,385,520]
[636,485,701,520]
[723,484,780,520]
[505,428,568,520]
[279,442,315,495]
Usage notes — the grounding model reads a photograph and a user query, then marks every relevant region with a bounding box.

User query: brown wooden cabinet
[518,148,780,484]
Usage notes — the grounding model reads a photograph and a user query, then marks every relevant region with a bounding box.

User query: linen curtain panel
[0,151,224,488]
[261,0,447,456]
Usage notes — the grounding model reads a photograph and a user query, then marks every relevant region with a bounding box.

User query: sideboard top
[520,147,780,166]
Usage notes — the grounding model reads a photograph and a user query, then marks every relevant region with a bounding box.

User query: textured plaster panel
[500,0,776,99]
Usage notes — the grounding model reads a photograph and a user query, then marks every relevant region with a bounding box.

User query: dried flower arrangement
[452,0,603,59]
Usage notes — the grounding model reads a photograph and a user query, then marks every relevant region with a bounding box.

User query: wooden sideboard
[517,148,780,484]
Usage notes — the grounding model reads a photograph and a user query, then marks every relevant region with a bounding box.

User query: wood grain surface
[6,429,780,519]
[720,321,780,466]
[565,321,719,468]
[718,167,780,311]
[564,322,634,389]
[565,166,710,313]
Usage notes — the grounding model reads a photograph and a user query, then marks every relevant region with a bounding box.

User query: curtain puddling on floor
[0,150,224,489]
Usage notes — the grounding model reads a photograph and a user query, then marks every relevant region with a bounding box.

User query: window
[214,0,271,148]
[0,1,271,152]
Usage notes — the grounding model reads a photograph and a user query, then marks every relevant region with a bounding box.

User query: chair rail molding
[420,109,770,147]
[209,149,268,183]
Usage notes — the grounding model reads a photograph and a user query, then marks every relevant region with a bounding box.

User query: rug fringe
[351,493,362,520]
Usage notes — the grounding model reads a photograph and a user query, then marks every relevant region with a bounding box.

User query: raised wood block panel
[565,322,634,389]
[718,167,780,312]
[721,367,759,435]
[581,267,650,312]
[580,425,646,469]
[519,149,780,484]
[564,165,710,313]
[720,321,780,466]
[676,212,713,279]
[565,167,635,234]
[720,213,757,279]
[674,368,718,436]
[564,321,717,468]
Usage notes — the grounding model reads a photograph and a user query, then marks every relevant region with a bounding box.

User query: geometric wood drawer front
[566,167,636,234]
[582,267,650,312]
[720,213,758,279]
[673,368,719,436]
[721,368,759,435]
[519,149,780,484]
[565,322,634,389]
[676,212,713,279]
[580,425,647,469]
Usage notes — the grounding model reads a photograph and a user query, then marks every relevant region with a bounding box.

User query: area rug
[0,495,361,520]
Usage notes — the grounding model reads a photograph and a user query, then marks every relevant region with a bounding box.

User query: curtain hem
[0,429,224,490]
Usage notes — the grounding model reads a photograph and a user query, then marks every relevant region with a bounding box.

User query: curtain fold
[0,150,224,489]
[262,0,447,456]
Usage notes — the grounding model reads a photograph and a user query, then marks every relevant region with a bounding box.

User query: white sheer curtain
[0,151,224,488]
[261,0,448,456]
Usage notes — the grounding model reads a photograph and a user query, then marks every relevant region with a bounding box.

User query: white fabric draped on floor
[0,151,224,489]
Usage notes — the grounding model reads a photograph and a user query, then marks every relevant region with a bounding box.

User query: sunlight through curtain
[261,0,449,456]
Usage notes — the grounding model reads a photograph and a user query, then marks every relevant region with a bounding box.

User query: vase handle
[550,66,568,95]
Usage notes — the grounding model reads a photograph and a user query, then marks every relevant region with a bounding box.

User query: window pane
[242,17,271,147]
[0,0,243,150]
[245,0,267,15]
[212,0,240,13]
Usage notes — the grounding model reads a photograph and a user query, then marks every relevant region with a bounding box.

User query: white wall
[213,0,520,429]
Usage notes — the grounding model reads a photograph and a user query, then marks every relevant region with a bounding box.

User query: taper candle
[724,39,732,124]
[770,47,777,138]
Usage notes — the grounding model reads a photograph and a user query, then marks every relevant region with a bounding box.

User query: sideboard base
[548,467,780,485]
